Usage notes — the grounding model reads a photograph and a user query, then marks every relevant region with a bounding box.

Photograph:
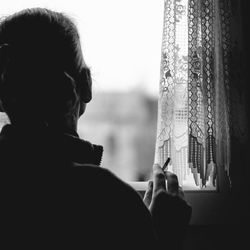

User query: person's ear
[79,102,86,117]
[79,67,92,103]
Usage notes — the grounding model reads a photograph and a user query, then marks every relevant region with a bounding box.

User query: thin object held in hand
[162,157,170,172]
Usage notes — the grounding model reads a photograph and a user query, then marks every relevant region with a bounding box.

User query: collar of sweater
[0,124,103,166]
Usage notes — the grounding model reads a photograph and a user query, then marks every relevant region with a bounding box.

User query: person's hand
[143,163,185,210]
[143,163,192,250]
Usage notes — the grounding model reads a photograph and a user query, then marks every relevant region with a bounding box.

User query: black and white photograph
[0,0,249,249]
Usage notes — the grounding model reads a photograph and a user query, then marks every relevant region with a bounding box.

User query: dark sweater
[0,124,157,249]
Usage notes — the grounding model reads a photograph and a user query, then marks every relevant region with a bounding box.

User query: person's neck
[9,110,79,136]
[48,116,78,136]
[9,120,78,136]
[49,123,78,137]
[11,121,47,131]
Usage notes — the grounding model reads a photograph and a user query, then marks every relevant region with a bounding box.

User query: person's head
[0,8,92,130]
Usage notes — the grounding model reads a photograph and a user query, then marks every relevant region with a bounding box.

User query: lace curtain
[154,0,231,189]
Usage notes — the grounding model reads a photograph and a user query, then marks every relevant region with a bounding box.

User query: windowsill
[127,181,217,192]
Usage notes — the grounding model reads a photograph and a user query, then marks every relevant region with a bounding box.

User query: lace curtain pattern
[155,0,231,189]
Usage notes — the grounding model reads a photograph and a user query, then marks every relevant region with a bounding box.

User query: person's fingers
[165,171,186,200]
[143,180,153,208]
[165,171,179,196]
[152,164,166,196]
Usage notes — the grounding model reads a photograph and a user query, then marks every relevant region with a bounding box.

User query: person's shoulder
[70,163,142,201]
[70,163,131,188]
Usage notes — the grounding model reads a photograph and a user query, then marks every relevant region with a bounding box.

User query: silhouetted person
[0,8,191,249]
